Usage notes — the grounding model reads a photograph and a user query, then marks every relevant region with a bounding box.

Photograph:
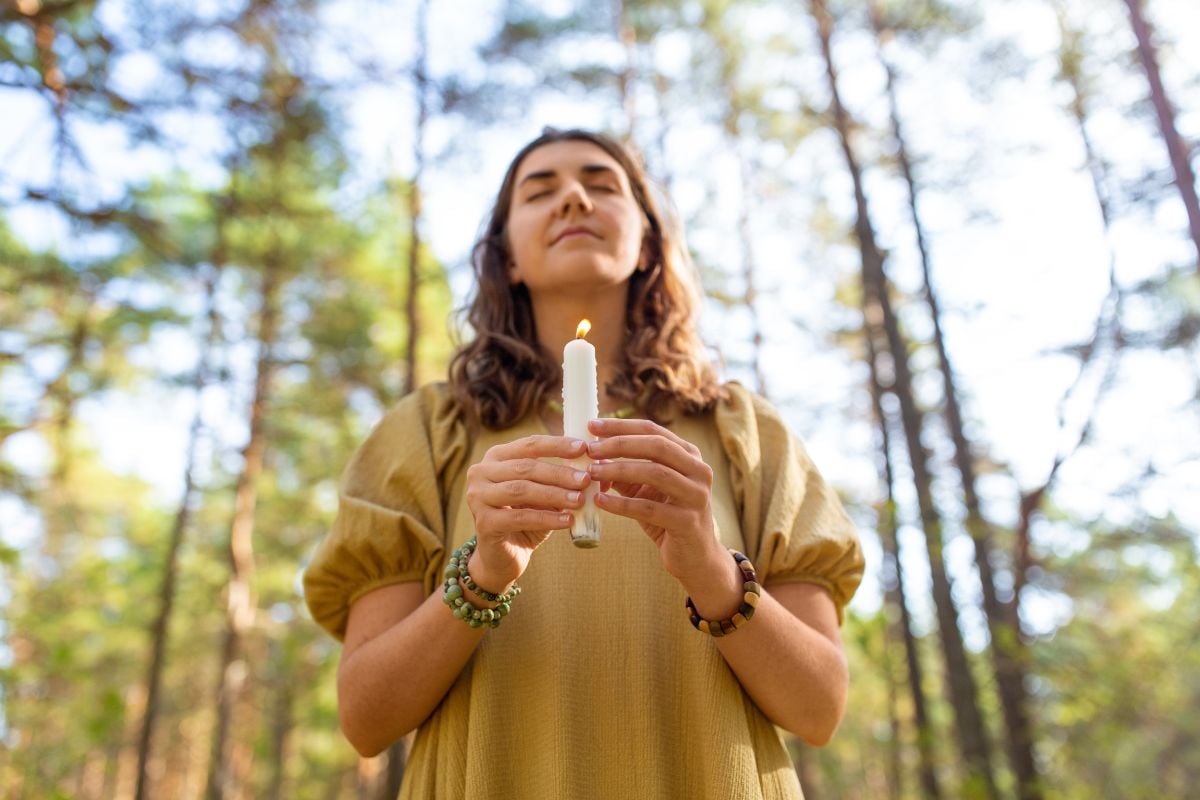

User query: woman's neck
[530,282,629,416]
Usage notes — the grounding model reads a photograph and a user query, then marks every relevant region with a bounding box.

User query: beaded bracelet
[685,549,761,637]
[442,536,521,629]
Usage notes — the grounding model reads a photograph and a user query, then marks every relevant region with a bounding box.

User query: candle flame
[576,319,591,339]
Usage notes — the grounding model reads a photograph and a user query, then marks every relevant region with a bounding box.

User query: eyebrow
[518,164,619,187]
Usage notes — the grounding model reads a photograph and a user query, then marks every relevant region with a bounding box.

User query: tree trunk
[1057,12,1117,233]
[43,310,91,556]
[403,0,430,398]
[808,1,998,795]
[380,736,413,800]
[265,641,294,800]
[100,738,121,800]
[74,745,105,798]
[1122,0,1200,271]
[1008,4,1126,629]
[180,710,207,800]
[14,306,91,793]
[735,144,767,397]
[651,69,675,195]
[880,614,903,800]
[707,11,767,398]
[205,259,282,799]
[382,7,432,789]
[793,742,821,799]
[614,0,637,140]
[868,4,1040,796]
[136,263,221,800]
[864,306,942,800]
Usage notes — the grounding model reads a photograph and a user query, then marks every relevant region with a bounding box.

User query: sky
[1,0,1198,637]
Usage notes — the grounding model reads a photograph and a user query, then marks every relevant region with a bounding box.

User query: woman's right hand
[463,435,590,593]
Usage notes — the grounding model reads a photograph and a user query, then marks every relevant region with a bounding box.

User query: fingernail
[573,470,588,482]
[566,491,581,503]
[586,441,600,455]
[587,463,601,476]
[559,513,572,524]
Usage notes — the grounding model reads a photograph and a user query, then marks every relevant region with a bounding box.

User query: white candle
[563,319,601,548]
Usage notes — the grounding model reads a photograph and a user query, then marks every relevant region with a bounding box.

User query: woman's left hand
[585,417,725,584]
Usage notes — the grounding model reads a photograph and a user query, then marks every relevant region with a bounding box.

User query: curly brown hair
[448,128,725,430]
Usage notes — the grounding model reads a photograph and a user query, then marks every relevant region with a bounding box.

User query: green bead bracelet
[441,536,521,629]
[685,549,761,637]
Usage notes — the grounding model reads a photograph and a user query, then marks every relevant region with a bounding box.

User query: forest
[1,0,1198,798]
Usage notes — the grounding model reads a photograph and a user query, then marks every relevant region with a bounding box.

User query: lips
[552,227,600,245]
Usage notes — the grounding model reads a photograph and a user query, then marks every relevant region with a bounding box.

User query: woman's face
[505,140,647,297]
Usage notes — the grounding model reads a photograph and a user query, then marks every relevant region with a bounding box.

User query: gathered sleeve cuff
[714,383,864,624]
[302,383,470,641]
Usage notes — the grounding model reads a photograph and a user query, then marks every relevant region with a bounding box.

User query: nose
[557,181,594,216]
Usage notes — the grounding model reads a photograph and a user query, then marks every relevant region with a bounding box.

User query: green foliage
[2,446,172,793]
[1033,513,1200,798]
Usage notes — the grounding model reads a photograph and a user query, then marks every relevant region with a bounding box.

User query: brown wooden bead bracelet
[685,549,761,636]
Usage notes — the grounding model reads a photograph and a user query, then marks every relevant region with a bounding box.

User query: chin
[532,262,637,292]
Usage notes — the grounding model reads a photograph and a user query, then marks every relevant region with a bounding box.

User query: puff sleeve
[714,383,864,623]
[302,382,470,641]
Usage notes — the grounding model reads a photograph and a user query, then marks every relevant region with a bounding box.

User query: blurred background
[1,0,1198,798]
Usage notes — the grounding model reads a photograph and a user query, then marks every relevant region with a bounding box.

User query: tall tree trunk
[380,738,413,800]
[807,1,998,796]
[879,613,903,800]
[403,0,430,398]
[1057,12,1117,233]
[16,305,92,790]
[651,69,675,195]
[375,8,432,794]
[181,710,207,799]
[205,259,282,799]
[1122,0,1200,271]
[868,4,1040,796]
[613,0,637,140]
[705,10,767,398]
[101,739,121,800]
[43,310,91,555]
[136,262,221,800]
[1009,8,1126,621]
[864,308,942,800]
[265,640,294,800]
[74,746,105,798]
[735,144,767,397]
[376,3,432,790]
[793,743,821,799]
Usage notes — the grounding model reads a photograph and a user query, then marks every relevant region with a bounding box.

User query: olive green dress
[303,382,864,800]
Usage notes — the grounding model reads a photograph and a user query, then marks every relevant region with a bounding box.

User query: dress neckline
[537,398,637,436]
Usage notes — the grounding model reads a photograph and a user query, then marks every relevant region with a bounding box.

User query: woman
[303,128,864,799]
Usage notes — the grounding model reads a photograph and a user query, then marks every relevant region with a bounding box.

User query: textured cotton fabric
[303,381,864,800]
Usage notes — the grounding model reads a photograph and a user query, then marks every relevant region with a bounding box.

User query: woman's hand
[585,418,728,583]
[464,435,590,593]
[586,417,746,620]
